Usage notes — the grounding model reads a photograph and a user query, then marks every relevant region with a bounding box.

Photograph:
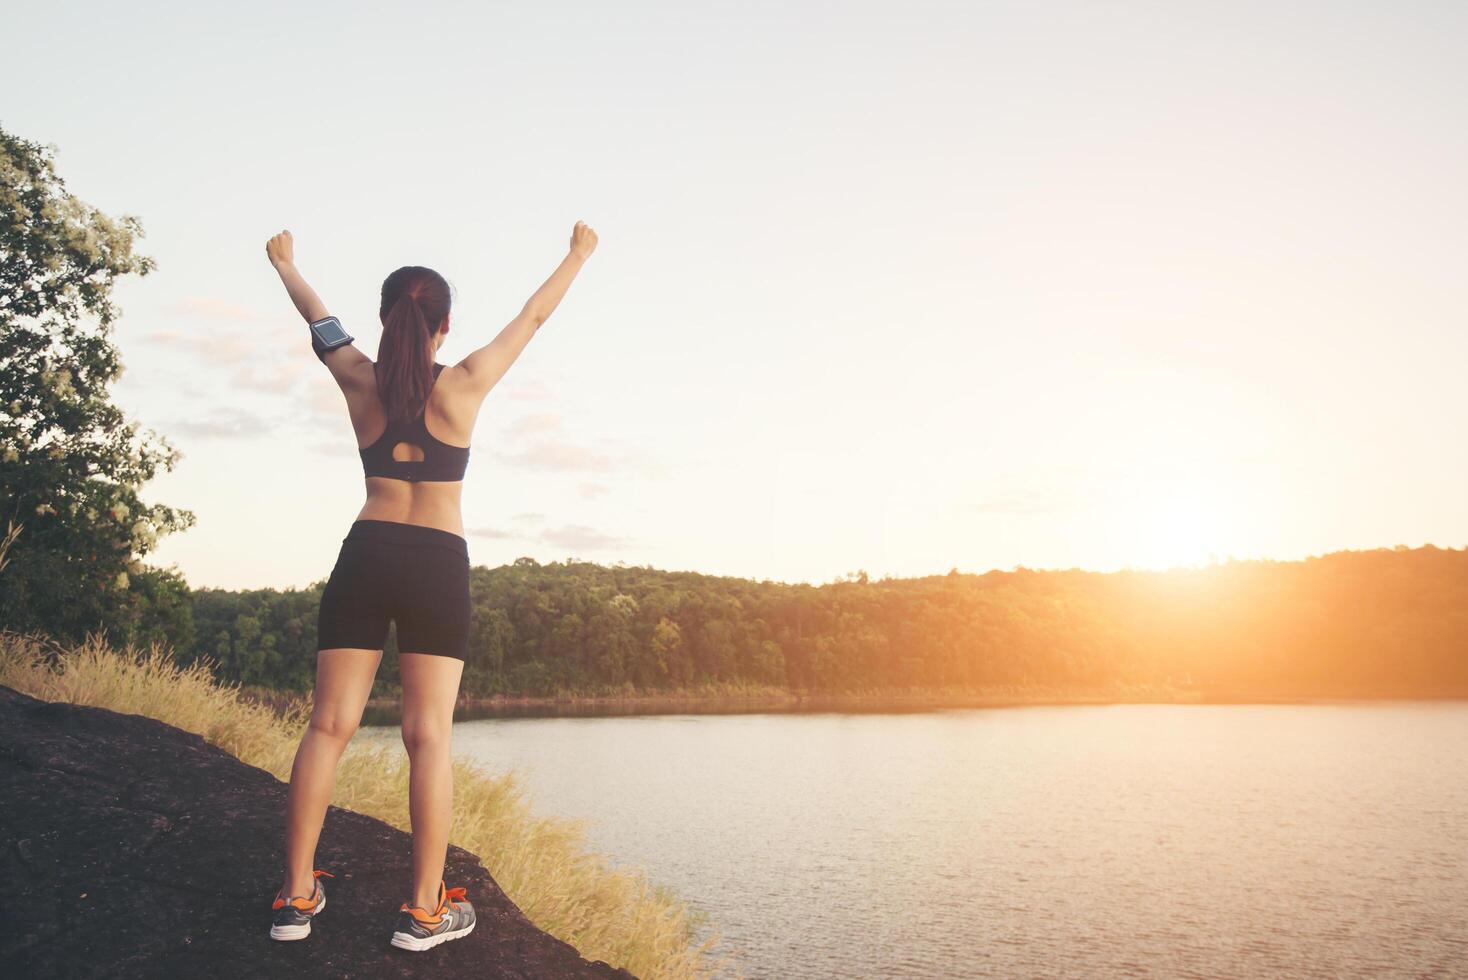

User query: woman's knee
[400,715,451,756]
[308,706,361,744]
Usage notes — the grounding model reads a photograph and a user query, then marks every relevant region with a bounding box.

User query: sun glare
[1125,482,1234,571]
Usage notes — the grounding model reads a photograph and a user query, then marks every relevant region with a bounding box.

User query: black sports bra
[359,363,470,483]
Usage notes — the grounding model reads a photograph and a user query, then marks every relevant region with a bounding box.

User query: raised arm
[265,229,373,387]
[454,221,599,397]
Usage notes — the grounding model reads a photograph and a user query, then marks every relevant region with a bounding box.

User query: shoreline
[354,686,1468,719]
[372,687,1185,713]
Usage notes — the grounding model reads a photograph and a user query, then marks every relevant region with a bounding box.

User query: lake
[362,702,1468,978]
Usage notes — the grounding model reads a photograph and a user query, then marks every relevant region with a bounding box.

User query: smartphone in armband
[309,316,355,361]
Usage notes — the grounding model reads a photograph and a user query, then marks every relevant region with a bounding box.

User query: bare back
[338,362,488,537]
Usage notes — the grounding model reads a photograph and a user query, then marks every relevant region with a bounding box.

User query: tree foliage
[0,124,194,644]
[176,545,1468,700]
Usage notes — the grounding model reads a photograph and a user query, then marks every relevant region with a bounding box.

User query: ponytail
[376,266,452,422]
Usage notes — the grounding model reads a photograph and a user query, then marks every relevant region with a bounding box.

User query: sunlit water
[361,703,1468,978]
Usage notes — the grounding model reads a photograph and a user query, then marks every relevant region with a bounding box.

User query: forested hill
[175,545,1468,699]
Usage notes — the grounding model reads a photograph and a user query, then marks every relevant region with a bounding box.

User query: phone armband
[309,315,355,361]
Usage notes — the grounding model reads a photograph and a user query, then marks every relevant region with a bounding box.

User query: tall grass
[0,628,738,980]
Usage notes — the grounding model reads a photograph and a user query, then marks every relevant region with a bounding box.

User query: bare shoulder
[434,361,483,402]
[433,361,491,423]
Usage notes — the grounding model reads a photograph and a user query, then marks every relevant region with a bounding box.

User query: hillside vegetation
[176,545,1468,700]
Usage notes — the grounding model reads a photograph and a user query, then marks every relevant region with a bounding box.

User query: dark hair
[377,265,452,422]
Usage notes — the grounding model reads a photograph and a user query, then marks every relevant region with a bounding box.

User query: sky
[4,0,1466,591]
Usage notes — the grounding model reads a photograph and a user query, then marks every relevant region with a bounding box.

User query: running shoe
[390,880,477,951]
[269,869,334,941]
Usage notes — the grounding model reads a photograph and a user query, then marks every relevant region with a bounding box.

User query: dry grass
[0,628,739,980]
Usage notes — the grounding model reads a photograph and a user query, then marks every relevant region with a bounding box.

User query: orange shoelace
[273,869,335,910]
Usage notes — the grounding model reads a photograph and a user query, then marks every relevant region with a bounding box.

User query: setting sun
[1128,482,1234,570]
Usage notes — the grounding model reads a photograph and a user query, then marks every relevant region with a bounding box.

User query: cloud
[139,295,354,445]
[164,296,277,323]
[141,327,255,361]
[466,513,635,554]
[231,360,312,395]
[539,524,635,552]
[302,382,343,421]
[144,298,300,363]
[308,437,358,459]
[487,407,668,478]
[578,481,610,499]
[620,449,671,480]
[493,440,620,473]
[501,378,555,402]
[504,412,564,436]
[466,527,515,539]
[167,410,276,440]
[969,466,1088,516]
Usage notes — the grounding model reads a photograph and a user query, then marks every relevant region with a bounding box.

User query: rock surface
[0,686,638,979]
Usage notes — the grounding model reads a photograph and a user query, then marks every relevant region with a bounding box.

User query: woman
[262,220,598,950]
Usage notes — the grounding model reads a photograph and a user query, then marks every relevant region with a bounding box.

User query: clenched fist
[570,220,598,259]
[265,229,294,268]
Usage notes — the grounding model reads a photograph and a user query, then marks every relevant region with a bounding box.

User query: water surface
[362,702,1468,978]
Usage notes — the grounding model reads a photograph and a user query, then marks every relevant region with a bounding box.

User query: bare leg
[399,652,465,910]
[281,648,383,898]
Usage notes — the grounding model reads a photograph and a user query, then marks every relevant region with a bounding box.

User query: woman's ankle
[410,883,441,911]
[282,871,315,899]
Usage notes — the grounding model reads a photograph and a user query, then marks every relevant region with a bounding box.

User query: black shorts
[316,519,471,660]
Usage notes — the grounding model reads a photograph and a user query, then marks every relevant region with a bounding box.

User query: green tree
[0,125,194,644]
[641,615,682,687]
